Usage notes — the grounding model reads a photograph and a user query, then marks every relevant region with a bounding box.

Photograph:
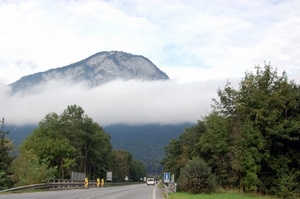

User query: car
[146,178,155,185]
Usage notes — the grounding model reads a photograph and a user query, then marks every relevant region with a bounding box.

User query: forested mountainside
[104,123,194,175]
[7,123,194,175]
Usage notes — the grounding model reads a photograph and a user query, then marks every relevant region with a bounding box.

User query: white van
[146,178,155,185]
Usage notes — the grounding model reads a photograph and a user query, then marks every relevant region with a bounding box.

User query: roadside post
[84,177,88,189]
[97,178,100,187]
[101,178,104,187]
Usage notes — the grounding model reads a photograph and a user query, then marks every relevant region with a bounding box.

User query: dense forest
[105,123,192,175]
[6,123,192,176]
[0,105,147,188]
[162,64,300,198]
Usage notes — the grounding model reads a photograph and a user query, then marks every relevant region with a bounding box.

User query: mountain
[104,123,194,175]
[9,51,169,93]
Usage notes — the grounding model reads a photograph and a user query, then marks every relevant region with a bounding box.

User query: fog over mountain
[1,51,224,127]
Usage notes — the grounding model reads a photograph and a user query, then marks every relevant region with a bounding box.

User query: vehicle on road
[146,178,155,185]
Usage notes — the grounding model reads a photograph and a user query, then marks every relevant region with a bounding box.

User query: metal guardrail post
[168,182,177,193]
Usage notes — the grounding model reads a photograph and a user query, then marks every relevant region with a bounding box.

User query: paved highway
[0,184,163,199]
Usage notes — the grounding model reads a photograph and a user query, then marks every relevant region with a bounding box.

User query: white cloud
[0,0,299,126]
[0,79,223,126]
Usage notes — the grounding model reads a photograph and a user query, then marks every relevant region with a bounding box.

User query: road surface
[0,184,163,199]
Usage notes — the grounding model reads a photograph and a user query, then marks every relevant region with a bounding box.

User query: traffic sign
[164,172,170,183]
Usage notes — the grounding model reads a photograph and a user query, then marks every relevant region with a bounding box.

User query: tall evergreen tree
[0,119,13,190]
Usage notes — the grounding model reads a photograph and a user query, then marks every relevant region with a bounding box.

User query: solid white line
[153,184,157,199]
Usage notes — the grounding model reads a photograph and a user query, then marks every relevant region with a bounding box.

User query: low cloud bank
[0,79,229,127]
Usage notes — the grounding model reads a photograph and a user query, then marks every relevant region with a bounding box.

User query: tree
[109,150,147,182]
[110,150,132,182]
[163,139,184,179]
[17,104,113,182]
[196,112,233,187]
[11,150,57,186]
[129,159,147,182]
[177,157,215,194]
[163,124,204,180]
[0,138,13,190]
[0,118,13,190]
[163,63,300,196]
[213,64,300,194]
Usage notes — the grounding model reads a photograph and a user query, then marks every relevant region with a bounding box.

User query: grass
[167,191,276,199]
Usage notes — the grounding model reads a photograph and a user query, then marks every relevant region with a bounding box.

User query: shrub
[177,157,216,194]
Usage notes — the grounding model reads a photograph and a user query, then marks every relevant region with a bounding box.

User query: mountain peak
[9,51,169,93]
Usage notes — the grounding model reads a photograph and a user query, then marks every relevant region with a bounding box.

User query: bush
[11,150,57,186]
[177,157,216,194]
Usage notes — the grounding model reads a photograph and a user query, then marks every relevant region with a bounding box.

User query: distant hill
[104,123,194,175]
[9,51,169,93]
[6,123,194,175]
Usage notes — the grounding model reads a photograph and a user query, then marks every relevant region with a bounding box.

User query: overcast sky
[0,0,299,126]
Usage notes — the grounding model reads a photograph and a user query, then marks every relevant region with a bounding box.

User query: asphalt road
[0,184,163,199]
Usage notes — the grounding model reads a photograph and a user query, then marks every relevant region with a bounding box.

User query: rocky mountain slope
[9,51,169,93]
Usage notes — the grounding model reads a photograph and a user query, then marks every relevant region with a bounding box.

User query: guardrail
[0,182,86,193]
[161,182,177,199]
[0,180,142,193]
[168,182,177,193]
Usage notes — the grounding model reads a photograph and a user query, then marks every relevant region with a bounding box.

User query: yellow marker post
[84,177,89,189]
[97,178,100,188]
[101,178,105,187]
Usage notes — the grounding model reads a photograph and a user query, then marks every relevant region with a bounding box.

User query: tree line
[162,64,300,198]
[0,105,146,189]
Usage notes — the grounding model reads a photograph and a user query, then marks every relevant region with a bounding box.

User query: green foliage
[0,171,11,190]
[106,123,189,175]
[196,113,232,186]
[109,149,147,182]
[7,123,190,176]
[0,138,14,190]
[210,64,300,194]
[164,64,300,197]
[110,150,132,182]
[11,104,147,185]
[178,157,216,194]
[237,120,263,192]
[163,124,204,180]
[272,167,300,199]
[15,104,113,182]
[129,159,147,181]
[11,150,57,186]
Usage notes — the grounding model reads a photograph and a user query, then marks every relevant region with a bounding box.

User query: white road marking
[153,184,157,199]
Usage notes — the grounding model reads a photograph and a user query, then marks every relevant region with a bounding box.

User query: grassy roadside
[167,192,276,199]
